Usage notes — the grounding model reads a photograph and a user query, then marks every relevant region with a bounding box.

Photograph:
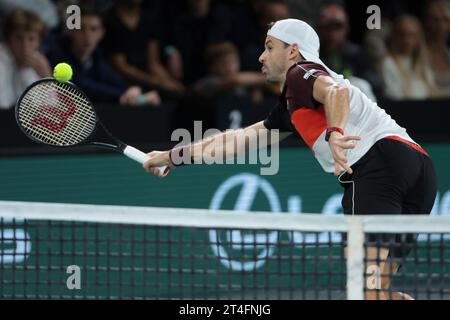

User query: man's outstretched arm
[313,75,361,176]
[143,121,291,177]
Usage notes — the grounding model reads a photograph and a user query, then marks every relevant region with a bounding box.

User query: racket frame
[15,78,169,175]
[15,78,126,152]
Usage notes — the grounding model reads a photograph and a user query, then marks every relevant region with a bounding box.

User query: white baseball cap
[267,18,345,83]
[267,18,320,63]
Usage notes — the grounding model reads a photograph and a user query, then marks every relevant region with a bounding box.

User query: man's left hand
[328,132,361,176]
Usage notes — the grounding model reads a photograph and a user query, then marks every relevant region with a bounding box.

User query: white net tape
[0,201,450,299]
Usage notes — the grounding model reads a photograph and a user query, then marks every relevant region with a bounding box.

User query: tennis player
[143,19,437,300]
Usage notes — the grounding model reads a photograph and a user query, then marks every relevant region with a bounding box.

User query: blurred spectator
[344,0,421,45]
[0,8,51,110]
[226,0,260,66]
[238,0,290,72]
[55,0,114,22]
[284,0,330,25]
[363,18,392,75]
[103,0,184,96]
[164,0,233,85]
[424,0,450,97]
[381,15,438,100]
[47,5,160,107]
[317,3,382,95]
[0,0,59,30]
[194,42,267,103]
[258,0,291,29]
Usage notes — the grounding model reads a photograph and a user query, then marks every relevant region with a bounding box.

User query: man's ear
[290,43,300,60]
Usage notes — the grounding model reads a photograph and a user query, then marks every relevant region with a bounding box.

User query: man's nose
[258,52,265,64]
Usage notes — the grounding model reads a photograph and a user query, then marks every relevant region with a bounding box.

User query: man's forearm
[324,85,350,129]
[192,122,267,163]
[170,121,273,165]
[192,129,241,163]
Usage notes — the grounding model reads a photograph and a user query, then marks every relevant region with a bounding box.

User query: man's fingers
[143,159,152,171]
[334,150,348,163]
[334,153,353,175]
[337,159,353,175]
[340,142,356,149]
[343,135,361,142]
[344,165,353,174]
[329,136,358,176]
[333,140,355,150]
[334,162,341,176]
[152,167,169,178]
[145,165,163,177]
[144,154,157,167]
[150,167,162,177]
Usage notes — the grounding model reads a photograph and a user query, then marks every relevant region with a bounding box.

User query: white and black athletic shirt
[264,61,419,173]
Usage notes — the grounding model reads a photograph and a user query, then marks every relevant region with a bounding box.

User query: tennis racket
[15,78,169,176]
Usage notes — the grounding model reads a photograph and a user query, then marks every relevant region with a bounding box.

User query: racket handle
[123,146,169,176]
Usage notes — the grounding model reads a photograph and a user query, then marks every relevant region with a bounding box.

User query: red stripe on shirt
[385,135,429,157]
[290,106,328,150]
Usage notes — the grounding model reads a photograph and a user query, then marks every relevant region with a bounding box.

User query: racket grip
[123,146,169,176]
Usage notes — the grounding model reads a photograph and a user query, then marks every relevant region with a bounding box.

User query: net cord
[0,201,449,233]
[1,200,450,300]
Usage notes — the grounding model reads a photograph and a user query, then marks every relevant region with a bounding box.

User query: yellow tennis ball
[53,63,73,83]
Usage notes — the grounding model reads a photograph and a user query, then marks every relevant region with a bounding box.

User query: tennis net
[0,201,449,300]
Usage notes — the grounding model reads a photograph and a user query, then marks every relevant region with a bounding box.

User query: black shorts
[339,137,437,258]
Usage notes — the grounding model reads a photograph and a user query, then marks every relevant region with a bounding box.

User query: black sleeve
[285,63,330,109]
[263,102,293,132]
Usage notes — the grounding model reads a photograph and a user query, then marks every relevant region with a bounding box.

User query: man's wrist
[325,127,344,142]
[169,145,192,167]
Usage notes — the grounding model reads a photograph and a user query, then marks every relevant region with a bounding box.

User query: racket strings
[18,83,76,145]
[17,81,97,146]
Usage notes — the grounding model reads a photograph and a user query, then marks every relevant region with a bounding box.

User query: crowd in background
[0,0,449,110]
